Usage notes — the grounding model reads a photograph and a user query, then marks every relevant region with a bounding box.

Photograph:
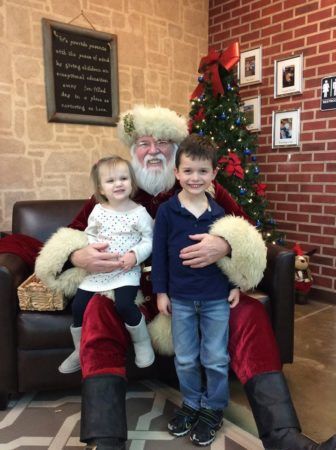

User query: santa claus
[28,106,335,450]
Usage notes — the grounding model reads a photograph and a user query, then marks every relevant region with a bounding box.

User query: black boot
[94,437,126,450]
[244,372,336,450]
[80,374,127,450]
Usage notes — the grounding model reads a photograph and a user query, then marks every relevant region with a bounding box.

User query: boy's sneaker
[168,403,199,437]
[190,408,223,447]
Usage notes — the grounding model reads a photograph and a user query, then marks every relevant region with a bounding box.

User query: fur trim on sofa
[210,215,267,292]
[117,105,188,147]
[35,227,88,298]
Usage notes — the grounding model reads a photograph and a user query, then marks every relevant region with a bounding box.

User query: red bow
[254,183,267,196]
[191,42,240,99]
[218,152,244,179]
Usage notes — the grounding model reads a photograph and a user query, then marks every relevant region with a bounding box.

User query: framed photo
[274,54,303,98]
[42,18,119,126]
[272,109,300,148]
[238,46,262,86]
[241,95,261,132]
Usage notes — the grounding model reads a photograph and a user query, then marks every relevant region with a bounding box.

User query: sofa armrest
[257,244,295,364]
[0,253,32,405]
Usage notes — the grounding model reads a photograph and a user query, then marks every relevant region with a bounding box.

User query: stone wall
[0,0,208,230]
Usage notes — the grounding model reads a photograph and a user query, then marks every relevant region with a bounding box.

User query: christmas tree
[188,47,284,244]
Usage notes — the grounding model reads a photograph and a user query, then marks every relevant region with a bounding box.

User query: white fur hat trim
[117,105,188,147]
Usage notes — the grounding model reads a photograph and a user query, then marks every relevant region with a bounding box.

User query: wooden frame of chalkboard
[42,18,119,126]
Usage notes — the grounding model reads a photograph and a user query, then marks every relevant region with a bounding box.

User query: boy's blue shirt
[152,191,234,301]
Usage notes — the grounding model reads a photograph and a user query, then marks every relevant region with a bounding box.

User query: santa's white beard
[131,154,176,196]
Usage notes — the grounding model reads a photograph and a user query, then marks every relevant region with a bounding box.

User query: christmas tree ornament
[293,244,317,305]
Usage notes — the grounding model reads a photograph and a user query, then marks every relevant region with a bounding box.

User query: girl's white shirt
[79,203,153,292]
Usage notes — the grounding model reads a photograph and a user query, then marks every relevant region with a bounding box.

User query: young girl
[59,156,155,374]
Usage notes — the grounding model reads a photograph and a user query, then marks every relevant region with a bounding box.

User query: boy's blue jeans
[171,298,230,411]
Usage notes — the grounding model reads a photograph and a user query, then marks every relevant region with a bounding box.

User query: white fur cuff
[148,313,174,356]
[210,215,267,292]
[35,227,88,298]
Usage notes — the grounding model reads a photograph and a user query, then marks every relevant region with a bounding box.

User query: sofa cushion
[17,310,73,350]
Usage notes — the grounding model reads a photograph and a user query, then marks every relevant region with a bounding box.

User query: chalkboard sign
[42,18,119,126]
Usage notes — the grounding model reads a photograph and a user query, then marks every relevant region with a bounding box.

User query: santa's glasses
[136,139,172,151]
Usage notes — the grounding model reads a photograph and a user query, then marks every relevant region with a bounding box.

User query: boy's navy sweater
[152,192,234,301]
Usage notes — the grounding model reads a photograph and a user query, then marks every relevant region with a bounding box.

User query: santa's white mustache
[143,153,167,168]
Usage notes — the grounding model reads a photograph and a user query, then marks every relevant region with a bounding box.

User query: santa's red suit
[3,104,335,450]
[34,180,293,450]
[52,181,281,383]
[2,185,334,450]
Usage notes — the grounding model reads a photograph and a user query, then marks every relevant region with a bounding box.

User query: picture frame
[274,54,303,98]
[238,46,262,86]
[272,109,300,148]
[42,18,119,126]
[241,95,261,132]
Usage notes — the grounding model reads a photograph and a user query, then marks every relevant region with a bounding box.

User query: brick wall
[0,0,208,230]
[209,0,336,301]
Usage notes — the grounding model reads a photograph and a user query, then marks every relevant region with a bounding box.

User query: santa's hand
[70,242,123,273]
[180,234,231,268]
[120,251,137,271]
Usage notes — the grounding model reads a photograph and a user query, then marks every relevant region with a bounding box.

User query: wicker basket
[18,273,69,311]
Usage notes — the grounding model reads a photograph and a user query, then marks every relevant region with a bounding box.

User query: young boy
[151,134,240,447]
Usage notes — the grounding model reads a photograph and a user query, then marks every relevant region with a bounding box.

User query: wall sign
[42,18,119,126]
[321,76,336,111]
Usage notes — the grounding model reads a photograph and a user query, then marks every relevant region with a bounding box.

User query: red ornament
[194,107,205,122]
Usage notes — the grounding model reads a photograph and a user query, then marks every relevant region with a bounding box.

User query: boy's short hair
[175,134,218,169]
[91,156,137,203]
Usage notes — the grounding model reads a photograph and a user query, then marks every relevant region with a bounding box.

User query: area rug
[0,379,263,450]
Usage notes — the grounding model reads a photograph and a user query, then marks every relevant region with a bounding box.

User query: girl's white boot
[125,315,155,368]
[58,325,82,373]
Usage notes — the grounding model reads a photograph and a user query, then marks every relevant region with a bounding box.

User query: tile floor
[0,300,334,449]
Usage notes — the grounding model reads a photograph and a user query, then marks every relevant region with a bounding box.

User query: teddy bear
[293,243,316,305]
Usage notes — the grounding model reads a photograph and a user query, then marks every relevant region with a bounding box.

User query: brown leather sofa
[0,199,295,410]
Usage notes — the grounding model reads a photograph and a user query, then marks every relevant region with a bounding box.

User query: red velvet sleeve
[68,196,97,231]
[213,181,253,224]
